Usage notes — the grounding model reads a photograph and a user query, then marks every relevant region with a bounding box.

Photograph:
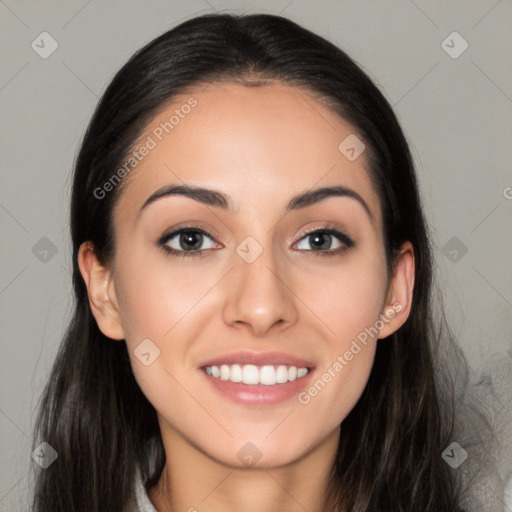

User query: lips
[199,350,316,405]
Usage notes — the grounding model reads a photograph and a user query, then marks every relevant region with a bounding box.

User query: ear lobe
[378,241,415,340]
[77,241,125,341]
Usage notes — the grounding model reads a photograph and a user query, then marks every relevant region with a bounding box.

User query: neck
[148,428,340,512]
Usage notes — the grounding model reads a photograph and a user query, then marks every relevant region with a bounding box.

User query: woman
[31,12,475,511]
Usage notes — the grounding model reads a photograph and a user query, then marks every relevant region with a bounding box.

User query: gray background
[1,0,511,510]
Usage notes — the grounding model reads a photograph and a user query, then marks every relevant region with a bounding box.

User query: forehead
[113,81,380,224]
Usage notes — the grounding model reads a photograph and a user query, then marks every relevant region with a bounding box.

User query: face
[80,81,414,469]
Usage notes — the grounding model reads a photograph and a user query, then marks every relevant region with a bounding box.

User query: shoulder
[123,466,158,512]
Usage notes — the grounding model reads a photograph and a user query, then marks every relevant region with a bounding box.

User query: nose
[222,242,298,337]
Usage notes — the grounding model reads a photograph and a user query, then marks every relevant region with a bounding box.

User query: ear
[77,241,124,341]
[378,241,415,340]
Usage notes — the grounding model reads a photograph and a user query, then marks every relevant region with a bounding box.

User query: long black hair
[31,12,485,511]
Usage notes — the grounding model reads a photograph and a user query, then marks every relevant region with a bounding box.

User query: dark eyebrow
[138,185,235,216]
[286,186,372,219]
[138,184,373,220]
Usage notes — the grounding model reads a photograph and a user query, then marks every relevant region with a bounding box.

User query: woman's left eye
[294,228,354,256]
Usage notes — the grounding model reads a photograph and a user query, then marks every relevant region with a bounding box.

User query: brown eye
[158,228,217,257]
[294,228,354,256]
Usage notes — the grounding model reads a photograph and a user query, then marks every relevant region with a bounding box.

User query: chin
[200,434,322,470]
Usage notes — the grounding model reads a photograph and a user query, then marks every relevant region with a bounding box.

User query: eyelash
[158,225,355,259]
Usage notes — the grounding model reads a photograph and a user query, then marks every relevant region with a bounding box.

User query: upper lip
[199,350,315,369]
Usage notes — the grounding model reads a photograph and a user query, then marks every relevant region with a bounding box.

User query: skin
[78,81,415,512]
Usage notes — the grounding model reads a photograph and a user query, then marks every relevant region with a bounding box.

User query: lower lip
[201,369,315,405]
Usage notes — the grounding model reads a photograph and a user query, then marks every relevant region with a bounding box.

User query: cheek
[113,250,229,402]
[296,251,387,424]
[302,251,388,343]
[298,343,376,447]
[113,255,212,427]
[114,250,214,343]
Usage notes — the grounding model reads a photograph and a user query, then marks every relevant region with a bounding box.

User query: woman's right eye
[158,228,218,257]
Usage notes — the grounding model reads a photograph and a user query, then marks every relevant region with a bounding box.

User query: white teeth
[242,364,259,385]
[220,364,230,380]
[260,365,276,385]
[275,365,288,383]
[204,363,310,385]
[230,364,242,383]
[297,368,308,378]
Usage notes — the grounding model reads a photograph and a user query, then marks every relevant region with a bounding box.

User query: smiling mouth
[203,364,310,386]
